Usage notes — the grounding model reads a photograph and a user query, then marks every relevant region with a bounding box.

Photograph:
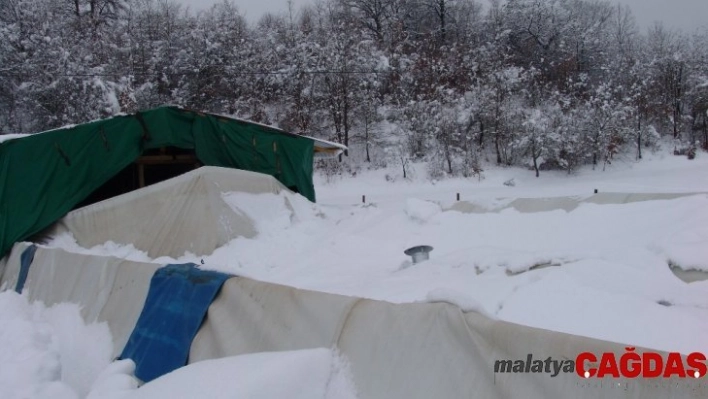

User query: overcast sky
[178,0,707,32]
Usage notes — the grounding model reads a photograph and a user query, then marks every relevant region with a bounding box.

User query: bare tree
[342,0,391,43]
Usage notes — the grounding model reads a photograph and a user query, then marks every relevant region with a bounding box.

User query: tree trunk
[673,65,683,139]
[364,115,371,162]
[478,119,484,147]
[375,18,383,44]
[636,108,642,160]
[592,130,599,167]
[439,0,446,43]
[532,148,539,177]
[494,95,502,164]
[343,88,350,157]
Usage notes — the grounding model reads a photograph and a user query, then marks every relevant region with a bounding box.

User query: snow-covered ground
[2,147,708,398]
[0,291,115,399]
[0,291,358,399]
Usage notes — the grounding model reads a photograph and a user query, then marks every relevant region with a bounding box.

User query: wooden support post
[138,163,145,188]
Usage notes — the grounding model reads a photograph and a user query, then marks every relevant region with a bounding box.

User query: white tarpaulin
[2,245,702,398]
[192,275,705,399]
[448,192,706,214]
[0,245,159,356]
[41,167,289,258]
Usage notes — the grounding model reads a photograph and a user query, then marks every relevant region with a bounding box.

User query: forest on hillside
[1,0,707,177]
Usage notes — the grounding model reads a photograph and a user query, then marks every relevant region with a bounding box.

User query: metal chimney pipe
[404,245,433,264]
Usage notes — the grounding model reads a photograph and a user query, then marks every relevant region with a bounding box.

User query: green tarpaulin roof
[0,106,319,257]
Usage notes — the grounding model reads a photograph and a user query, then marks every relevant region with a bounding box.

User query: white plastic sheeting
[1,245,704,398]
[448,192,705,214]
[193,276,706,399]
[447,192,708,284]
[0,245,159,356]
[190,278,359,359]
[42,167,288,258]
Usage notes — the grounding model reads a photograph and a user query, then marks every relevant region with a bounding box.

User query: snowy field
[2,147,708,398]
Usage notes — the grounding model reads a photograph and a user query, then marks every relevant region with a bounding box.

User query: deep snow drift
[0,290,358,399]
[0,291,116,399]
[4,148,708,398]
[125,349,357,399]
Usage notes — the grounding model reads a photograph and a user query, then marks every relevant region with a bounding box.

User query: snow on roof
[2,107,346,157]
[0,133,31,143]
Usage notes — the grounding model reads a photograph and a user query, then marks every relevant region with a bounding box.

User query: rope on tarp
[134,112,152,142]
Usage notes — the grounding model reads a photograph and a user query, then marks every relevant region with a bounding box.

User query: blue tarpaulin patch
[119,263,231,382]
[16,245,38,293]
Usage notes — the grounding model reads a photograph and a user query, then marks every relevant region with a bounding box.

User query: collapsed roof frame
[0,106,346,257]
